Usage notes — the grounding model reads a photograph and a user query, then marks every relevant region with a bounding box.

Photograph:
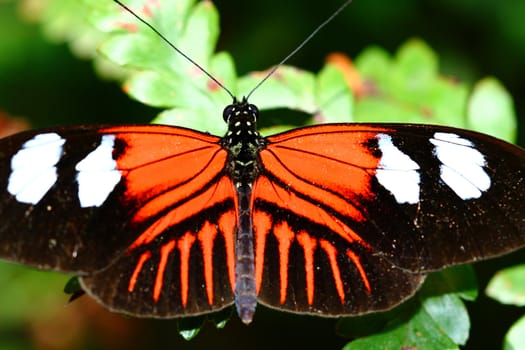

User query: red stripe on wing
[128,251,151,292]
[154,240,176,301]
[253,210,272,294]
[346,249,371,293]
[198,221,218,305]
[319,239,346,303]
[217,209,237,292]
[273,221,295,304]
[178,232,196,308]
[296,231,317,305]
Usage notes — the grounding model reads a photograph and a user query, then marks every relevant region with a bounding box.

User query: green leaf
[467,77,517,142]
[488,266,525,350]
[342,303,460,350]
[238,65,317,112]
[421,265,478,302]
[124,70,191,107]
[91,0,233,131]
[486,264,525,306]
[314,63,354,123]
[0,261,69,325]
[28,0,99,57]
[209,307,233,329]
[354,39,469,127]
[176,308,232,340]
[339,267,476,349]
[395,38,438,84]
[504,314,525,350]
[22,0,125,80]
[353,39,517,146]
[153,106,225,135]
[421,294,470,345]
[179,0,220,66]
[94,1,206,75]
[63,276,82,294]
[178,316,204,340]
[354,46,391,86]
[237,61,354,128]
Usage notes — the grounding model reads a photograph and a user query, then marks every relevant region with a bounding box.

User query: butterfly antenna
[113,0,236,101]
[245,0,353,100]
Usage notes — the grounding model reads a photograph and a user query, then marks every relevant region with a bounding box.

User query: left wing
[0,125,237,317]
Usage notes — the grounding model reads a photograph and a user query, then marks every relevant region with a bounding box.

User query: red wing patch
[79,126,238,318]
[253,125,424,316]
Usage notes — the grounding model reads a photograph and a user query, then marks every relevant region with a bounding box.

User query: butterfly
[1,0,525,326]
[1,96,525,324]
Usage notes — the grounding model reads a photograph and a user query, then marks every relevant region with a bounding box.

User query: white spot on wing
[430,132,490,199]
[75,135,121,207]
[375,134,421,204]
[8,133,65,204]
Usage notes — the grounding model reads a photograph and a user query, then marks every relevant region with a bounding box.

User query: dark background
[0,0,524,349]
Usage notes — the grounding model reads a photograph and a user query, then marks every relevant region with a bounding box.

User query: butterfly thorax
[221,99,264,187]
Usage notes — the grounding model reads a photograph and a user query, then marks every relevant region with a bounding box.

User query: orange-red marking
[326,52,369,98]
[346,250,371,293]
[141,1,159,19]
[128,250,152,292]
[273,222,295,304]
[254,176,369,246]
[102,125,220,168]
[115,21,138,33]
[101,126,226,225]
[263,125,387,207]
[319,239,345,304]
[259,152,368,222]
[198,221,217,305]
[178,232,196,307]
[296,231,317,305]
[153,240,176,302]
[253,210,272,294]
[128,176,234,250]
[129,150,227,221]
[218,210,237,292]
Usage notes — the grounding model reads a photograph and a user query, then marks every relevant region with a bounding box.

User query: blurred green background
[0,0,524,349]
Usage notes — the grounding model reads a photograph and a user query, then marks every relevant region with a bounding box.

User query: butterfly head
[221,97,263,162]
[222,97,260,143]
[222,97,259,124]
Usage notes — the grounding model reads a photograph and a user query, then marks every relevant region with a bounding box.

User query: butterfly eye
[223,105,235,122]
[247,104,259,121]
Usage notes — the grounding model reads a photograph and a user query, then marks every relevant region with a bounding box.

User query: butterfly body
[222,99,263,323]
[1,98,525,324]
